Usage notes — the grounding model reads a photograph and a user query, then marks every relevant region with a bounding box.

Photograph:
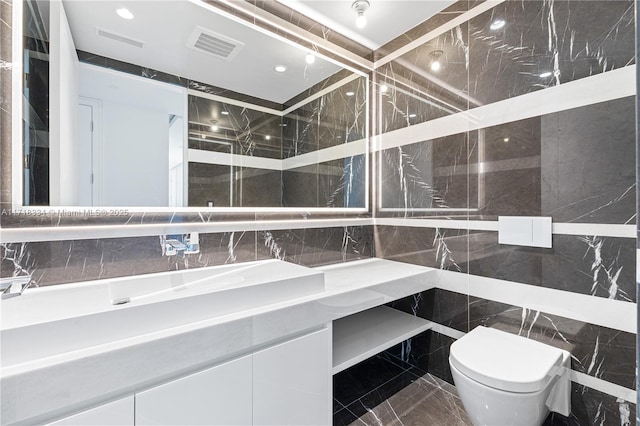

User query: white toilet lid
[449,326,564,393]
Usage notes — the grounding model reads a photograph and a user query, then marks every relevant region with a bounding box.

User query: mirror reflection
[21,0,368,208]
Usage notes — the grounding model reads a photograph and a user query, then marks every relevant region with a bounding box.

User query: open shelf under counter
[332,305,433,375]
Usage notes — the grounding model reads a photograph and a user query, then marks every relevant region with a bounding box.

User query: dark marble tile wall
[373,1,475,61]
[467,231,636,303]
[377,1,636,224]
[282,75,366,158]
[379,96,636,223]
[256,225,373,267]
[377,24,470,135]
[379,132,470,212]
[468,1,635,106]
[375,226,468,272]
[188,95,282,159]
[0,226,373,286]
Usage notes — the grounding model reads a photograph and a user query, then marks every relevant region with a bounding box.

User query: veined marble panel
[257,225,373,267]
[282,76,366,158]
[0,232,257,286]
[466,231,636,303]
[378,96,635,224]
[469,0,635,105]
[375,226,468,273]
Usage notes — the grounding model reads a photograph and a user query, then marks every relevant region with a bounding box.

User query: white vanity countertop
[0,258,436,424]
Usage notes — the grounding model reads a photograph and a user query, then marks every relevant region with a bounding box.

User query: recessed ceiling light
[380,84,388,93]
[221,111,229,115]
[490,19,505,30]
[429,50,444,72]
[408,113,417,118]
[539,71,553,78]
[116,8,134,20]
[305,54,316,65]
[352,0,370,29]
[274,65,287,73]
[346,91,355,97]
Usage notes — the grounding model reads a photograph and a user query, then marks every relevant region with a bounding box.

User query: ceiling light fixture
[221,111,229,115]
[380,84,388,93]
[352,0,370,29]
[408,113,417,118]
[490,19,506,30]
[503,137,510,143]
[265,135,271,140]
[539,71,553,78]
[346,91,355,97]
[274,65,287,73]
[305,53,316,64]
[116,8,134,20]
[429,50,444,72]
[210,120,219,132]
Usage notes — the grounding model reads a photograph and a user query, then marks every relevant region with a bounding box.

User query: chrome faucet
[0,275,32,299]
[165,233,200,256]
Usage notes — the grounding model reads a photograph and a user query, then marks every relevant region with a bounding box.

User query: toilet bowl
[449,326,571,426]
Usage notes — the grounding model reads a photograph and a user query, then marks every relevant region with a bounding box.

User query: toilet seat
[449,326,565,393]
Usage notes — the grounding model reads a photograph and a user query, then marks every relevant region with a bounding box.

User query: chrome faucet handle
[0,275,33,299]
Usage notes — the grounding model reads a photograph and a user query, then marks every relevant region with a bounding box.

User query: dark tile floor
[333,353,473,426]
[333,352,578,426]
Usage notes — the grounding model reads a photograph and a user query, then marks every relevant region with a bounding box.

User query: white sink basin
[0,260,324,368]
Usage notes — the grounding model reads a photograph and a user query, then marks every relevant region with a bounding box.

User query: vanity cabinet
[44,396,134,426]
[253,327,331,426]
[135,354,253,425]
[135,327,330,426]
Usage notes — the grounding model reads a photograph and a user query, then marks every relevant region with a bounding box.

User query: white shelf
[332,305,433,375]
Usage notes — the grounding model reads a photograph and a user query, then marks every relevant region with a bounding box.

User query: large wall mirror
[16,0,369,211]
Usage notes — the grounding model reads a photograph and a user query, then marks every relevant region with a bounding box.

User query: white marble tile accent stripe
[570,371,637,404]
[188,149,283,171]
[378,66,636,152]
[0,218,376,243]
[375,218,635,238]
[281,74,362,116]
[187,89,283,116]
[428,324,637,403]
[429,323,466,340]
[281,139,367,170]
[188,139,368,171]
[6,217,632,243]
[437,269,637,334]
[374,0,507,68]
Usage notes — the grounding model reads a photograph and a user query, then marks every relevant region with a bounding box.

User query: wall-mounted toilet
[449,326,571,426]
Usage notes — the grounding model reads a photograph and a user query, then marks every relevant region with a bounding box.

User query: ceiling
[62,0,343,104]
[275,0,457,50]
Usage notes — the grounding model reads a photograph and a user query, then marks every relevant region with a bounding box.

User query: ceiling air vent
[187,27,244,60]
[96,27,144,48]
